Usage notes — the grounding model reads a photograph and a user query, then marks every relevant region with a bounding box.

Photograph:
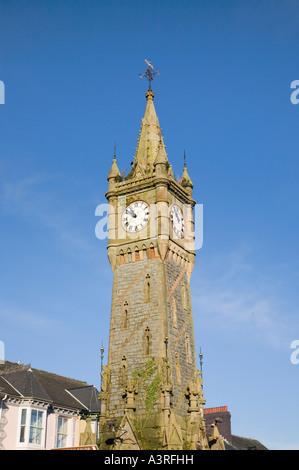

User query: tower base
[98,408,224,450]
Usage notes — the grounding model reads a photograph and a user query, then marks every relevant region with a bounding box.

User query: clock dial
[122,200,150,233]
[170,204,185,238]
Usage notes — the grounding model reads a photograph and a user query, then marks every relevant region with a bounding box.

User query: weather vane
[139,59,160,90]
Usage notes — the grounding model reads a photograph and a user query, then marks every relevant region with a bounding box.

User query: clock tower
[99,67,210,450]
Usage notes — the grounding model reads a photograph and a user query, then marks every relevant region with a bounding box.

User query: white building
[0,361,100,450]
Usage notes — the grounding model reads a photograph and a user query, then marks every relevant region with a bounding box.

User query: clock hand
[127,208,137,218]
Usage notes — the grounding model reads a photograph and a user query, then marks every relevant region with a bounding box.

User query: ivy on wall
[132,358,161,413]
[145,374,161,412]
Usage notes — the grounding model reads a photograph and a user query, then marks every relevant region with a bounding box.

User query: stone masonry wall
[106,253,197,421]
[165,258,197,416]
[108,256,161,416]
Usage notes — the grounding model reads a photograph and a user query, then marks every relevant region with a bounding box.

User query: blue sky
[0,0,299,450]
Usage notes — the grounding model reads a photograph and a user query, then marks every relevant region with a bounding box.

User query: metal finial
[139,59,160,90]
[164,336,169,358]
[199,348,203,374]
[100,343,105,388]
[113,142,116,159]
[184,150,186,168]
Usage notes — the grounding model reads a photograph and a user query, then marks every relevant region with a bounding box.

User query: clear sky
[0,0,299,450]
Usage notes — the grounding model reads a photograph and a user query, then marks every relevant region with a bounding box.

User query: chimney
[203,406,232,443]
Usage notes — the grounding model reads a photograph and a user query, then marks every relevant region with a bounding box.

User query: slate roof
[0,361,100,413]
[0,375,20,398]
[204,407,268,450]
[231,435,268,450]
[67,386,101,413]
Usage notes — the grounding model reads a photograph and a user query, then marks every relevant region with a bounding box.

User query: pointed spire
[154,136,169,177]
[128,89,169,178]
[154,136,168,165]
[180,150,193,189]
[107,143,121,181]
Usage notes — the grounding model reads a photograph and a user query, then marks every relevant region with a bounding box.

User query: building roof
[0,361,100,413]
[231,435,268,451]
[204,406,268,450]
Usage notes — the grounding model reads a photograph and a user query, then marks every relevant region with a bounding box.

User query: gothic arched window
[121,301,129,329]
[144,274,152,303]
[143,327,152,357]
[120,355,127,386]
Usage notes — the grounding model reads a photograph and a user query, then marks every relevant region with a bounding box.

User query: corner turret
[107,147,122,190]
[180,152,193,197]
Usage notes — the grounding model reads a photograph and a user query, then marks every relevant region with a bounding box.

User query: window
[19,409,27,443]
[56,417,68,448]
[123,309,128,328]
[18,407,45,447]
[120,356,127,386]
[121,301,129,329]
[145,334,150,356]
[144,274,151,302]
[29,409,44,445]
[143,327,152,357]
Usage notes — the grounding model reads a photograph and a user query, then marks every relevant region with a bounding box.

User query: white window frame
[17,405,47,449]
[55,416,70,449]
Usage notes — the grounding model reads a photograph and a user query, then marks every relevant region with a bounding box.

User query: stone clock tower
[99,65,213,450]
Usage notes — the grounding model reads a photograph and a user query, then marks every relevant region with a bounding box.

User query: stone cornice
[105,175,195,206]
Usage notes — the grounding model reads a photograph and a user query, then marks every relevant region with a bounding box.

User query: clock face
[170,204,185,238]
[122,200,150,233]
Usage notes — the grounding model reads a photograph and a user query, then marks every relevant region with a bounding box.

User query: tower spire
[126,63,168,179]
